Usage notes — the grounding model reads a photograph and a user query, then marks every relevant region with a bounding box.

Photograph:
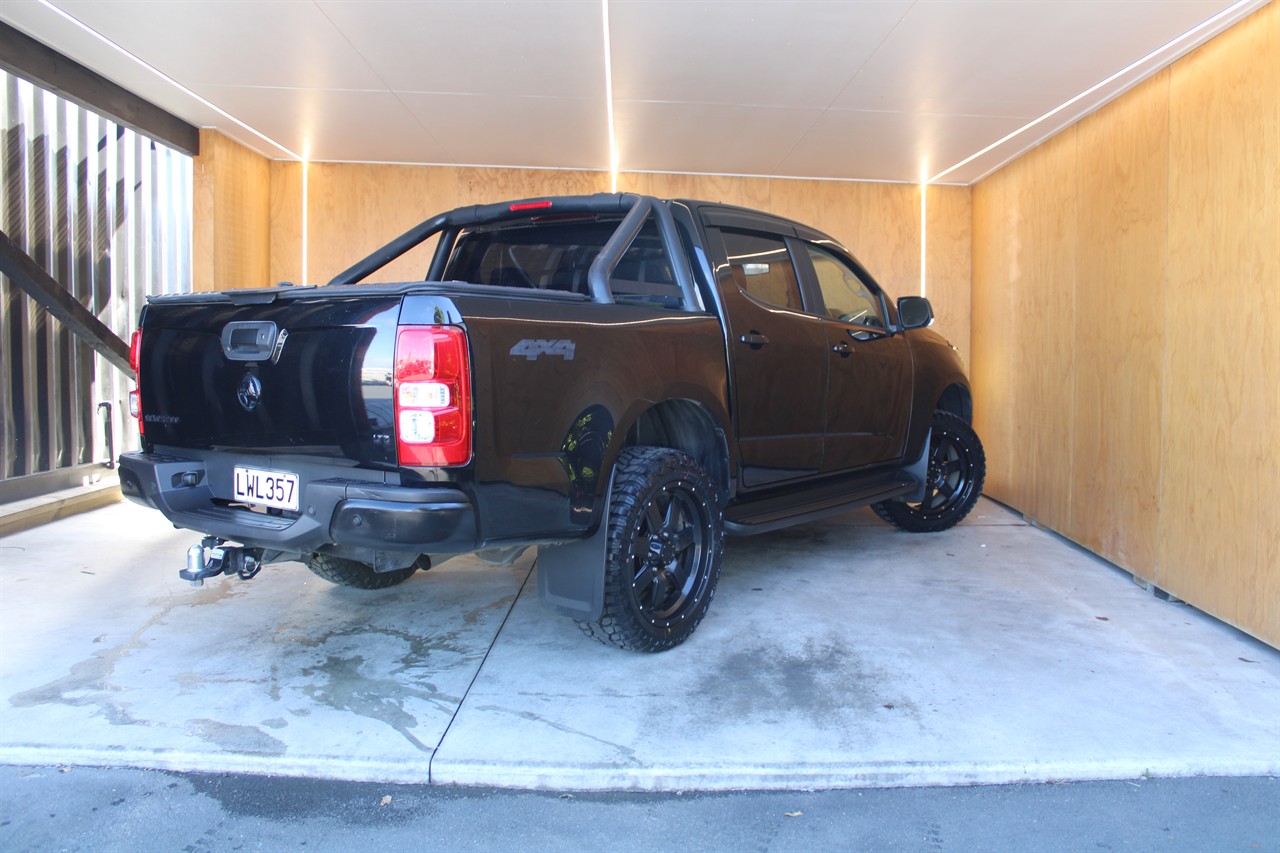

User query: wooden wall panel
[1008,129,1078,529]
[191,130,269,291]
[926,185,972,367]
[305,163,459,285]
[1162,3,1278,644]
[972,3,1277,646]
[268,160,302,286]
[1071,71,1168,572]
[455,167,608,208]
[617,172,772,211]
[971,170,1018,504]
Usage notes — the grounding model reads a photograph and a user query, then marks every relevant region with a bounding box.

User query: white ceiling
[0,0,1264,184]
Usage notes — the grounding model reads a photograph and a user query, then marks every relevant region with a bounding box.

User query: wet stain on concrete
[187,718,287,755]
[6,560,529,766]
[699,638,918,727]
[286,622,480,662]
[9,583,261,733]
[300,654,454,753]
[8,643,151,727]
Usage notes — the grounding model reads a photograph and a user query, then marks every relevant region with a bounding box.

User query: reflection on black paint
[560,404,613,520]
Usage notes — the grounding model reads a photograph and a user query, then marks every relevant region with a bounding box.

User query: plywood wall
[1073,72,1169,573]
[971,2,1278,647]
[192,129,270,291]
[973,129,1080,529]
[262,165,972,362]
[926,185,973,368]
[1162,3,1279,644]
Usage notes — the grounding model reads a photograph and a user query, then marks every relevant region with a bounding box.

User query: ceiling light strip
[301,152,309,285]
[919,167,928,298]
[602,0,618,192]
[929,0,1262,184]
[36,0,302,161]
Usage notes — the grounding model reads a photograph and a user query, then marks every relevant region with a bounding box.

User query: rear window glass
[443,217,681,306]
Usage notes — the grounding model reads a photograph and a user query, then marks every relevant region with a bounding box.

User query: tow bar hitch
[181,537,265,586]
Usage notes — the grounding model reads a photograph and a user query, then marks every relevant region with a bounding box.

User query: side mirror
[898,296,934,330]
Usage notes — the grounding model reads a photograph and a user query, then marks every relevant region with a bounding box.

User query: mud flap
[903,430,931,503]
[536,486,610,621]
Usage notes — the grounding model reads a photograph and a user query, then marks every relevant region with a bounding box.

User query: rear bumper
[118,450,478,555]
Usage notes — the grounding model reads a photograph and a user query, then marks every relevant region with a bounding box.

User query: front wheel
[577,447,723,652]
[873,411,986,532]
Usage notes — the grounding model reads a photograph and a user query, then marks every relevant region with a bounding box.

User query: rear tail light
[394,325,472,467]
[128,329,143,435]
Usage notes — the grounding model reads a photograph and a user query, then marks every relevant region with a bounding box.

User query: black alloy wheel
[872,410,986,533]
[579,447,723,652]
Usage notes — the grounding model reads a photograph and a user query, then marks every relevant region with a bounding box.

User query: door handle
[739,332,770,349]
[832,342,852,357]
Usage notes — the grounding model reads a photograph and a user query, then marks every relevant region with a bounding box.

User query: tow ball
[181,537,265,586]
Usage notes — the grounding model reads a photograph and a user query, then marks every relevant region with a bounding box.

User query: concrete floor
[0,498,1276,791]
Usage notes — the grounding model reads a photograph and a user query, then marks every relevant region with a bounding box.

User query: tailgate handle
[221,321,279,361]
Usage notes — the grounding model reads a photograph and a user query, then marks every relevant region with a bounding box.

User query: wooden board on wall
[926,185,972,368]
[305,163,460,285]
[970,169,1018,505]
[1071,70,1169,573]
[1162,2,1278,646]
[271,165,614,286]
[617,172,772,211]
[455,167,609,209]
[972,130,1080,526]
[1010,129,1078,531]
[268,160,302,286]
[192,130,270,291]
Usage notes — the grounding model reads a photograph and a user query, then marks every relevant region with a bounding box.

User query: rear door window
[719,230,804,312]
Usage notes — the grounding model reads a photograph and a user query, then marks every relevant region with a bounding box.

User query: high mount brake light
[129,329,143,435]
[509,200,553,212]
[394,326,472,467]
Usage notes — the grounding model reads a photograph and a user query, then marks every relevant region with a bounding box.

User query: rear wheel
[304,553,419,589]
[577,447,723,652]
[873,410,985,532]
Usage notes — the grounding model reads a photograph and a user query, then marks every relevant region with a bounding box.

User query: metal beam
[0,228,132,376]
[0,21,199,156]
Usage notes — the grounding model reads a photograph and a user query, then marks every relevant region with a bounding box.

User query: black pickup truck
[119,193,984,652]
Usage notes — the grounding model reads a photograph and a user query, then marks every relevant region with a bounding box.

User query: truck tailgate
[137,295,401,467]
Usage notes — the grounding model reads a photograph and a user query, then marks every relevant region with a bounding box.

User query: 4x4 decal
[510,339,576,361]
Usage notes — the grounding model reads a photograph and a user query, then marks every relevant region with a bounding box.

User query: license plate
[233,466,299,512]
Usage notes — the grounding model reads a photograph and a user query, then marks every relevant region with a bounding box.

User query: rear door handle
[739,332,770,349]
[832,342,852,357]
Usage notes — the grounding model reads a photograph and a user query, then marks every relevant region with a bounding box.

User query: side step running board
[723,473,917,536]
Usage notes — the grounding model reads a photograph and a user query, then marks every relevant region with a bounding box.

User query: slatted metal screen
[0,70,192,493]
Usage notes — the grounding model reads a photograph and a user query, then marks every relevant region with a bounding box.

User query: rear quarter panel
[401,294,731,545]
